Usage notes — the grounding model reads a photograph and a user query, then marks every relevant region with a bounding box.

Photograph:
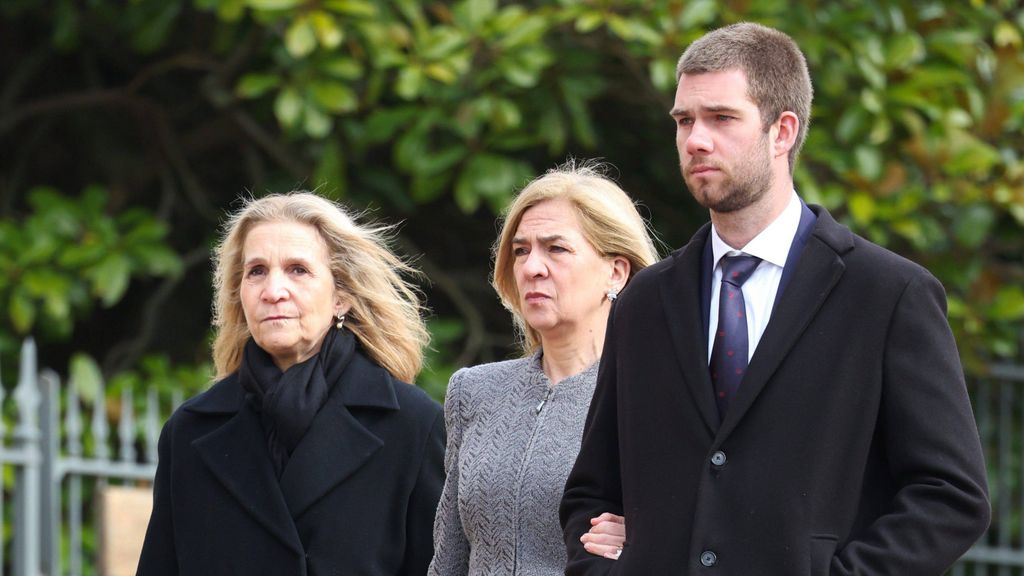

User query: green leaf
[884,32,925,70]
[575,11,603,34]
[847,192,876,225]
[989,286,1024,320]
[303,102,333,138]
[310,80,358,114]
[236,73,281,99]
[322,57,363,80]
[323,0,377,17]
[458,0,497,28]
[133,245,183,277]
[679,0,717,28]
[952,204,995,248]
[854,146,882,180]
[69,353,103,404]
[650,58,677,93]
[453,153,528,214]
[395,66,424,100]
[310,11,344,49]
[285,17,317,58]
[246,0,301,10]
[9,289,35,334]
[90,253,131,307]
[364,107,418,143]
[274,87,303,128]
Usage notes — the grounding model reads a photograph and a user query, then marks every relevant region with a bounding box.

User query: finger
[588,522,626,537]
[590,512,625,525]
[582,541,621,559]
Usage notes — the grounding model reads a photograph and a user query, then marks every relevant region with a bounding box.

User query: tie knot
[720,254,761,287]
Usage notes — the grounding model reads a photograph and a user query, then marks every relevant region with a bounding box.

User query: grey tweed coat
[428,353,598,576]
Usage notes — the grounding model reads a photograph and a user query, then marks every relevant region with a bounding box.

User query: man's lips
[688,164,720,176]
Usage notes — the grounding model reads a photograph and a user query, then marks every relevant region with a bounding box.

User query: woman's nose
[261,270,289,301]
[521,250,548,277]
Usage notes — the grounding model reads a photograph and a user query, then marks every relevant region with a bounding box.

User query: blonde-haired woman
[429,163,658,575]
[139,192,444,576]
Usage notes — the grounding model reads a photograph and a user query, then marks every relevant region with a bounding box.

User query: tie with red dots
[710,254,762,420]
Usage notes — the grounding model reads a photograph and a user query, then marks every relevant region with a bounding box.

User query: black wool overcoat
[561,205,990,575]
[138,350,445,576]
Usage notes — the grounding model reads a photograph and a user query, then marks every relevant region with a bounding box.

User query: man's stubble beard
[684,131,773,214]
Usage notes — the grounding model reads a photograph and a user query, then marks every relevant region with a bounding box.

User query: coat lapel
[717,206,854,438]
[658,223,720,435]
[278,352,399,519]
[189,383,303,556]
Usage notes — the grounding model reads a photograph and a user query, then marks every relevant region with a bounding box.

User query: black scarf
[239,327,355,477]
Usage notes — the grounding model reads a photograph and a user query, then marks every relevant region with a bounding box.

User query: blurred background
[0,0,1022,573]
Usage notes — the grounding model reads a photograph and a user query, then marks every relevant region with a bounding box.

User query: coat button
[710,450,727,468]
[700,550,718,567]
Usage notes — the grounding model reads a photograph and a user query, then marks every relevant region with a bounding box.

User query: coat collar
[186,349,401,553]
[658,205,854,439]
[658,222,721,436]
[716,205,851,439]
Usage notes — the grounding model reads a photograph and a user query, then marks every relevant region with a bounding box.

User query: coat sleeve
[401,400,446,576]
[426,369,472,576]
[560,311,623,576]
[832,271,990,574]
[137,416,179,576]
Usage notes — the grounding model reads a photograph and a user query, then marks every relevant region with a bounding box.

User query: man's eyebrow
[669,104,743,117]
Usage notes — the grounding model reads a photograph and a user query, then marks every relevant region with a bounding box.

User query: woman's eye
[550,245,568,253]
[513,247,528,257]
[291,266,309,275]
[246,266,265,278]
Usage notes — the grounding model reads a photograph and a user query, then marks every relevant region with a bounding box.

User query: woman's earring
[606,287,618,302]
[335,312,346,330]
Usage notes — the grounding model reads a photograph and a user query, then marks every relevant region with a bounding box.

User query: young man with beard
[560,22,990,575]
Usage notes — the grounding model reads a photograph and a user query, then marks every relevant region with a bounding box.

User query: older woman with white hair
[428,163,659,575]
[138,192,444,575]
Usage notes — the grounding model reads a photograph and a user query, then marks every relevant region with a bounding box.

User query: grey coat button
[710,450,727,468]
[700,550,718,567]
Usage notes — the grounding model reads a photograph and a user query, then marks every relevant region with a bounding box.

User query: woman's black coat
[137,350,445,575]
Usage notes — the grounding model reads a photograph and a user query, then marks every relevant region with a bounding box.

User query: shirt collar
[710,191,802,270]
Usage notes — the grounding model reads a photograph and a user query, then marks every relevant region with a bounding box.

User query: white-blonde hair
[492,162,659,354]
[211,192,429,383]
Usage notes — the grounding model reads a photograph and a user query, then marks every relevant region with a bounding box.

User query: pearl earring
[606,287,618,302]
[335,312,346,330]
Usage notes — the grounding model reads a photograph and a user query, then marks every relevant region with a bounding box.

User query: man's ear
[773,111,799,159]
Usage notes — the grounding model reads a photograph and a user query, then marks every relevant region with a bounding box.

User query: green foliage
[1,0,1021,387]
[0,187,182,350]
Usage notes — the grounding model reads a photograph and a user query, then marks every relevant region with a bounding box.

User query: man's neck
[710,180,794,249]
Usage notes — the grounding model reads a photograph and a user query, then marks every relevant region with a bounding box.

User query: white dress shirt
[707,191,802,363]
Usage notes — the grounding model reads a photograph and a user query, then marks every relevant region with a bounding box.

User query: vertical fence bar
[12,338,41,576]
[120,387,136,466]
[146,387,159,464]
[998,382,1012,576]
[66,381,83,576]
[40,370,61,576]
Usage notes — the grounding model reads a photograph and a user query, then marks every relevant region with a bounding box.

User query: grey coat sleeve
[427,369,471,576]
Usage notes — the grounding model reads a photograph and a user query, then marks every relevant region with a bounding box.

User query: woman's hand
[580,512,626,560]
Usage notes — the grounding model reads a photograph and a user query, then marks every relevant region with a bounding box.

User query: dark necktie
[710,254,762,419]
